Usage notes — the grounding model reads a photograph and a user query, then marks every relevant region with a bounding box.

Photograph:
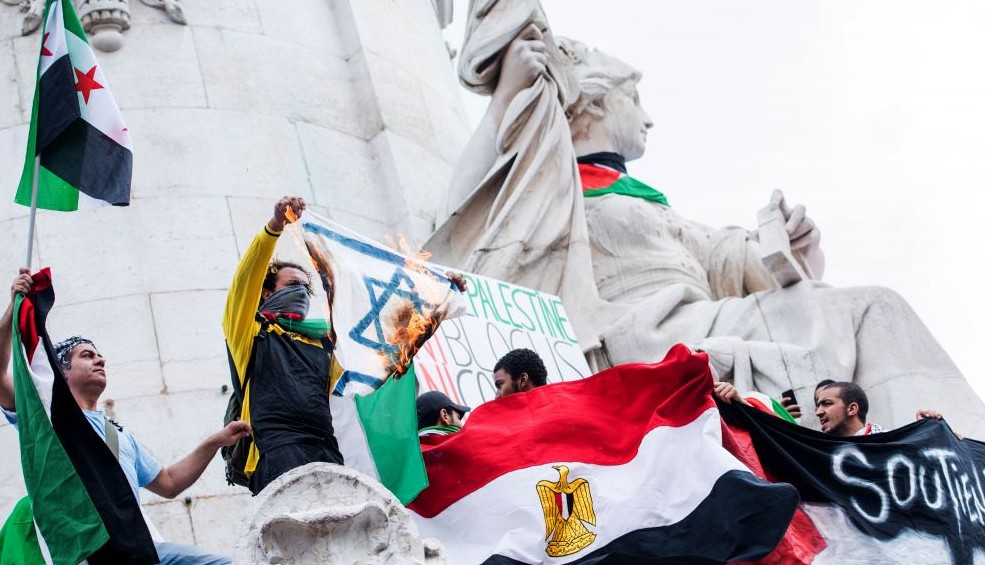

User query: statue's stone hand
[767,189,825,280]
[492,23,547,109]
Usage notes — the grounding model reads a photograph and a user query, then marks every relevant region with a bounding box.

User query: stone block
[162,357,229,395]
[0,38,25,130]
[0,425,26,519]
[255,0,350,58]
[150,290,225,366]
[362,51,438,155]
[0,124,30,221]
[226,196,273,257]
[351,0,454,88]
[382,131,456,241]
[32,196,238,304]
[0,216,41,283]
[188,492,254,551]
[95,24,206,111]
[128,0,261,34]
[102,360,166,402]
[296,122,399,225]
[126,108,311,200]
[9,35,36,128]
[49,294,159,364]
[143,498,195,545]
[193,27,379,139]
[422,83,471,165]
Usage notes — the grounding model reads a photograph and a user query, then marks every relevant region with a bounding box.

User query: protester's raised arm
[223,197,305,386]
[0,269,33,411]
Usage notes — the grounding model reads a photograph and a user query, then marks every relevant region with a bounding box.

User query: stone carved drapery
[426,0,610,348]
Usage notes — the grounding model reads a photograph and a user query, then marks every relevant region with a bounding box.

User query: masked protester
[223,196,344,495]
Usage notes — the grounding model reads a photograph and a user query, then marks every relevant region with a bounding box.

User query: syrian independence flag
[330,364,427,505]
[578,163,668,205]
[12,269,157,564]
[14,0,132,212]
[720,400,985,565]
[408,344,799,564]
[300,213,467,395]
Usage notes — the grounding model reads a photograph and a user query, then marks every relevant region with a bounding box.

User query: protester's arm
[145,421,251,499]
[915,409,963,440]
[713,382,749,406]
[222,197,306,385]
[0,269,33,411]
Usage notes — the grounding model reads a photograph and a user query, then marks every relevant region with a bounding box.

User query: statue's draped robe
[426,0,608,347]
[428,0,985,436]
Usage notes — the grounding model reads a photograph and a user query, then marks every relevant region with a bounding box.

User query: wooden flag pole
[25,155,40,270]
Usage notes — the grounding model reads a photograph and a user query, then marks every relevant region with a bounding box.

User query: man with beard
[223,196,344,495]
[814,381,946,437]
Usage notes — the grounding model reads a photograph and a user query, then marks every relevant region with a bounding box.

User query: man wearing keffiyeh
[0,270,251,564]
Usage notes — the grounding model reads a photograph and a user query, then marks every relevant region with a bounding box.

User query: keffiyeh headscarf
[53,336,96,369]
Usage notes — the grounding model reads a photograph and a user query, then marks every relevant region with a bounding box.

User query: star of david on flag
[301,213,468,396]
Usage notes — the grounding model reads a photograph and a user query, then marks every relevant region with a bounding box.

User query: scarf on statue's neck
[258,285,330,339]
[576,152,669,206]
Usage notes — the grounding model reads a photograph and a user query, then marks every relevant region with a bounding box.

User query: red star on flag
[74,65,104,104]
[41,32,52,57]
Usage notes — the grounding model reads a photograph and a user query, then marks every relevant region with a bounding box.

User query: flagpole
[25,155,40,269]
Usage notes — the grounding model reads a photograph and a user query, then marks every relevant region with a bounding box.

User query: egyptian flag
[408,345,799,564]
[11,269,157,564]
[14,0,132,212]
[720,400,985,565]
[578,163,668,205]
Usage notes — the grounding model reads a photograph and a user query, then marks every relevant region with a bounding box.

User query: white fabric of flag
[301,213,468,396]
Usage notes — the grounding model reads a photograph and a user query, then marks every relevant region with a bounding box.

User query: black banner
[720,400,985,564]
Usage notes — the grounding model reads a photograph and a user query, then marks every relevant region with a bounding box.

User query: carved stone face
[601,80,653,161]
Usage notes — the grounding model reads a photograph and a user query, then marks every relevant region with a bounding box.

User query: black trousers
[249,442,344,495]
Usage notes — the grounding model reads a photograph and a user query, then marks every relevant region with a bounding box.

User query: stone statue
[428,0,985,436]
[234,463,445,564]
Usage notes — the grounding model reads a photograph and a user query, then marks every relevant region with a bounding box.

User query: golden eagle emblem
[536,465,597,557]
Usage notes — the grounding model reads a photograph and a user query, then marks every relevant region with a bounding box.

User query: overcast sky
[445,0,985,399]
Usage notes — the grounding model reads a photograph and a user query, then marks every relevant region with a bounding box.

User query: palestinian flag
[720,400,985,565]
[578,163,668,205]
[12,269,157,564]
[14,0,132,212]
[743,391,798,423]
[330,364,428,505]
[408,344,799,564]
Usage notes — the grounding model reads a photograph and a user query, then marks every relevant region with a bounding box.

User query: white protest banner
[413,272,592,409]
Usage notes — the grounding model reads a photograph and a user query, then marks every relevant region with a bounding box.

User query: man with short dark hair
[814,382,884,436]
[416,391,470,438]
[492,348,548,398]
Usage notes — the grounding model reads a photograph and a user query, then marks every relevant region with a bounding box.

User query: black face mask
[259,284,310,318]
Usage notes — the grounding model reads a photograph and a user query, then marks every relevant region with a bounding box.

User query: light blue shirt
[3,407,162,502]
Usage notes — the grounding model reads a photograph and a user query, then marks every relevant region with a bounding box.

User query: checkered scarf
[53,336,96,369]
